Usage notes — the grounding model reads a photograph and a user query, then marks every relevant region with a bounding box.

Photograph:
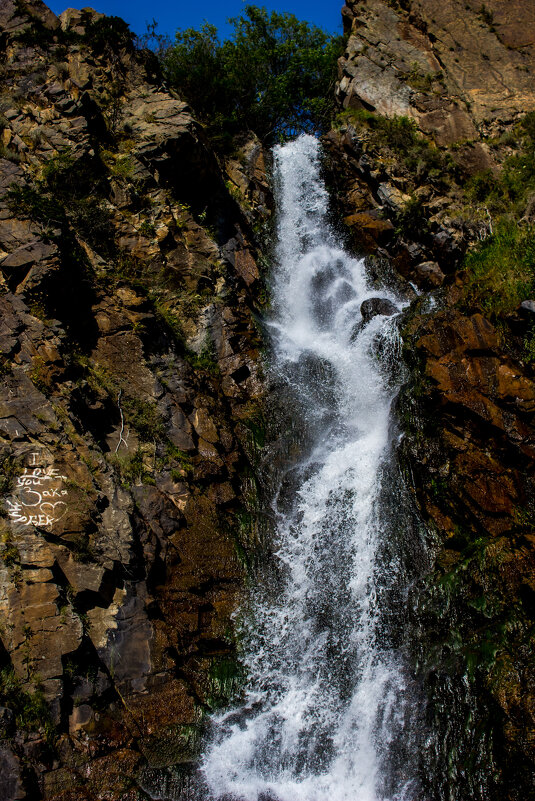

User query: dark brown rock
[360,297,398,322]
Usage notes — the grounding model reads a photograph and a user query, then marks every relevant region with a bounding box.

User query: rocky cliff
[327,1,535,798]
[0,2,271,797]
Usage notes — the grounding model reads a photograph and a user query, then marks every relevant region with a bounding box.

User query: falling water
[202,134,421,801]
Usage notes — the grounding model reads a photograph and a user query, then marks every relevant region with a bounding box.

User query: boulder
[360,297,398,323]
[414,260,445,288]
[519,300,535,316]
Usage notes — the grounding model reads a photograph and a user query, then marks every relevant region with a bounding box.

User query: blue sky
[47,1,344,39]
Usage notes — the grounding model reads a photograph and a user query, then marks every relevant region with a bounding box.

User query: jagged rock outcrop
[0,2,271,797]
[338,0,535,140]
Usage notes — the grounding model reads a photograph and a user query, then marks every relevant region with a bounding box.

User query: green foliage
[121,396,165,442]
[338,109,448,181]
[163,6,343,146]
[153,301,187,349]
[462,112,535,316]
[523,328,535,363]
[0,668,55,742]
[110,448,154,487]
[79,357,165,442]
[467,113,535,215]
[521,110,535,143]
[158,441,193,476]
[187,343,221,376]
[7,185,65,230]
[110,154,135,179]
[0,142,21,163]
[395,195,428,238]
[0,455,22,494]
[70,197,115,255]
[463,219,535,316]
[8,149,114,255]
[139,219,156,238]
[30,357,53,395]
[403,63,436,93]
[83,16,135,53]
[0,527,20,568]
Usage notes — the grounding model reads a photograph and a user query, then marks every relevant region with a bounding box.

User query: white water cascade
[202,134,419,801]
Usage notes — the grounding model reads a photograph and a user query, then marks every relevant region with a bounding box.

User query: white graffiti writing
[5,454,69,529]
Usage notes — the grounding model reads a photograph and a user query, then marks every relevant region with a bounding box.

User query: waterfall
[201,134,420,801]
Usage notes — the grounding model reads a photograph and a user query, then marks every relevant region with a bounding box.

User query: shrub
[9,150,115,255]
[395,195,428,238]
[83,16,135,54]
[0,668,55,742]
[7,185,65,229]
[109,448,153,487]
[121,396,165,442]
[467,113,535,215]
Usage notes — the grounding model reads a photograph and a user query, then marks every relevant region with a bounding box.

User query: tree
[163,6,343,148]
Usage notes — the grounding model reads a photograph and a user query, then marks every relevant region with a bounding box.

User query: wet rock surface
[360,296,398,322]
[327,2,535,797]
[397,305,535,798]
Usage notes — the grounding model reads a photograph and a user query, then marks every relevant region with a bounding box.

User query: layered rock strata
[0,2,270,797]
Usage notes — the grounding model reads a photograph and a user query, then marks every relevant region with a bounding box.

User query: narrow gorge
[0,1,534,800]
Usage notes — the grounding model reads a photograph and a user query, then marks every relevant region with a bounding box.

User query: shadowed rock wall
[0,2,271,797]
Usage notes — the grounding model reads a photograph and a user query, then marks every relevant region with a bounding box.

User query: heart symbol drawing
[40,501,68,522]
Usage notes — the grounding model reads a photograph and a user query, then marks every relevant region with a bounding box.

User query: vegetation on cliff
[162,5,343,148]
[462,112,535,317]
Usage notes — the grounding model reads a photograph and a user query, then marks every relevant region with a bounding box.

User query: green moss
[187,343,220,376]
[206,655,243,709]
[240,402,267,450]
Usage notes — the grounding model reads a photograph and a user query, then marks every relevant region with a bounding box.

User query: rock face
[0,2,271,797]
[397,307,535,799]
[326,2,535,798]
[338,0,535,140]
